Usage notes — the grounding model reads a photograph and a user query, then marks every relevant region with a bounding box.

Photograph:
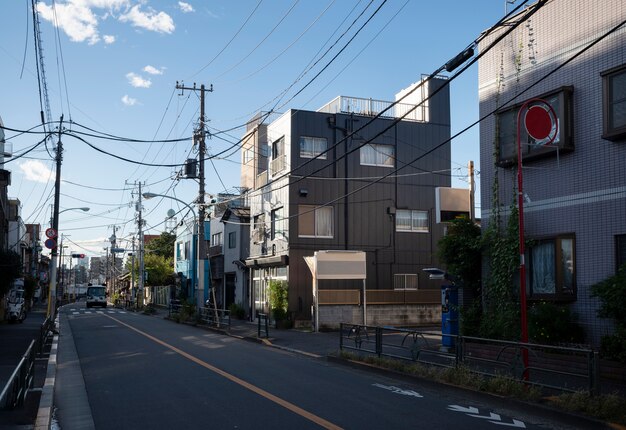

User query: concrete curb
[34,334,57,430]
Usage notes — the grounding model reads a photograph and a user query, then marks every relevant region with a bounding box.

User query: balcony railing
[317,96,427,122]
[256,170,268,189]
[270,154,285,176]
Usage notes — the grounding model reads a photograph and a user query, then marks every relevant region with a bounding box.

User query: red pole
[516,103,529,380]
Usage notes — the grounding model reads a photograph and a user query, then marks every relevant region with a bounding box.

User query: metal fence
[0,317,54,410]
[340,323,600,395]
[198,306,231,330]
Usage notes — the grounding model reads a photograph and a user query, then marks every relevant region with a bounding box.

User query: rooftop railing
[317,96,427,122]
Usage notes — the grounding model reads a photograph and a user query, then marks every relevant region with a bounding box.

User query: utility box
[184,158,198,178]
[441,285,458,350]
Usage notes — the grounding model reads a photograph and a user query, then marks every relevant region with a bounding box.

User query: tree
[143,253,176,286]
[437,216,482,296]
[0,249,22,296]
[146,231,176,260]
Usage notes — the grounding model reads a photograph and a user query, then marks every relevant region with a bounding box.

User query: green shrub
[591,264,626,362]
[460,299,482,336]
[228,302,246,319]
[528,302,585,345]
[269,280,288,321]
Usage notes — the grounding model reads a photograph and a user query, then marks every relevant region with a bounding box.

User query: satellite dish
[167,209,176,218]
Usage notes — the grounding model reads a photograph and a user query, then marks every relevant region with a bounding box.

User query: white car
[86,286,107,308]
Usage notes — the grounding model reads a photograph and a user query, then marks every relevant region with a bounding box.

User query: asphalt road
[55,305,608,430]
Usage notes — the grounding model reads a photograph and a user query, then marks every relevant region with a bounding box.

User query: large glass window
[396,209,428,232]
[298,205,334,238]
[529,235,575,299]
[211,232,223,247]
[360,144,394,167]
[300,136,328,159]
[495,87,573,166]
[602,65,626,141]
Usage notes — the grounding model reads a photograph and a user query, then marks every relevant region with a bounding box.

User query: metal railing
[1,317,54,410]
[198,306,231,330]
[317,96,427,123]
[270,154,285,175]
[257,313,269,338]
[340,323,600,395]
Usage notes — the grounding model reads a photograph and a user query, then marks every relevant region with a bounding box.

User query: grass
[338,351,625,424]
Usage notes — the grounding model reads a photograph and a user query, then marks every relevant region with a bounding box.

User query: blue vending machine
[441,285,458,350]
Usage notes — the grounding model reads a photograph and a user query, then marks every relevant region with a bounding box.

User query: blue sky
[0,0,505,260]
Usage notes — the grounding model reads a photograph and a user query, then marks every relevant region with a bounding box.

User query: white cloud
[36,1,174,45]
[19,160,54,183]
[119,5,175,34]
[143,65,163,75]
[126,72,151,88]
[178,2,194,13]
[121,95,137,106]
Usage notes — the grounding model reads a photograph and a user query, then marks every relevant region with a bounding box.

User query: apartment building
[478,0,626,344]
[242,77,452,326]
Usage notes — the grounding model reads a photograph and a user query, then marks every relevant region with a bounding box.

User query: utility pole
[131,236,136,305]
[175,81,212,306]
[137,182,145,307]
[47,115,63,318]
[468,160,475,222]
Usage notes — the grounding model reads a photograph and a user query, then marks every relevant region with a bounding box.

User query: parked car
[86,286,107,308]
[7,288,27,323]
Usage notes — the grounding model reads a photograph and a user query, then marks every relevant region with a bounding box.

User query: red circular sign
[45,228,57,239]
[524,105,552,140]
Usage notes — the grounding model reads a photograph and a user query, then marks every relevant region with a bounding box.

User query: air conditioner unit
[252,226,265,244]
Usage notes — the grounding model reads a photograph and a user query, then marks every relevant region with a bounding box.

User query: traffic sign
[44,238,57,250]
[111,247,125,253]
[45,228,57,239]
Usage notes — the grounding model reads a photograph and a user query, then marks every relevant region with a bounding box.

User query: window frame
[396,209,429,233]
[394,274,419,290]
[528,234,576,301]
[299,136,328,159]
[211,232,223,247]
[298,205,334,239]
[360,143,395,168]
[495,86,574,167]
[228,231,236,249]
[270,207,284,240]
[602,64,626,141]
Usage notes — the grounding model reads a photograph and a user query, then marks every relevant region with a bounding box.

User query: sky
[0,0,507,264]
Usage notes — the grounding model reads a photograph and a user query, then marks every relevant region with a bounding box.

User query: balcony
[317,96,427,122]
[208,244,223,257]
[256,170,267,189]
[270,154,285,176]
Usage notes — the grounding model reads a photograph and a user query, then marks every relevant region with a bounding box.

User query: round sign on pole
[44,238,57,250]
[524,105,553,141]
[45,228,57,239]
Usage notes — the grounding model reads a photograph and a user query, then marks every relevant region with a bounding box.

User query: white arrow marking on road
[447,405,479,414]
[490,419,526,428]
[470,412,501,421]
[372,383,423,398]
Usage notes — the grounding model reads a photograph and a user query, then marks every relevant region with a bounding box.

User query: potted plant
[269,280,291,329]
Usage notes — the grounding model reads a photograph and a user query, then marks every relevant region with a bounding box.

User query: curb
[34,334,57,430]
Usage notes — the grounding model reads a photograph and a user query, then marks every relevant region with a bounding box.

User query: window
[270,137,286,174]
[396,210,428,232]
[394,274,418,290]
[496,87,573,166]
[211,232,223,247]
[243,148,254,164]
[271,207,285,240]
[616,234,626,272]
[228,231,236,249]
[528,235,575,299]
[602,65,626,140]
[360,144,394,167]
[176,242,184,260]
[300,136,327,159]
[298,205,334,238]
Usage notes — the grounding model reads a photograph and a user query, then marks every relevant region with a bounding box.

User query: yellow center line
[106,315,343,430]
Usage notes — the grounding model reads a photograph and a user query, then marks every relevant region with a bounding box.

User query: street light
[142,193,206,306]
[47,207,90,318]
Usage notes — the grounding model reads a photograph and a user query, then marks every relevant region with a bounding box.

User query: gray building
[478,0,626,344]
[243,77,452,326]
[0,116,10,251]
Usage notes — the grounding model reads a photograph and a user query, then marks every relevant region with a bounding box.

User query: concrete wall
[317,303,440,330]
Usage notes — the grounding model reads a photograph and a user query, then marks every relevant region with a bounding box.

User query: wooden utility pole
[47,115,63,318]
